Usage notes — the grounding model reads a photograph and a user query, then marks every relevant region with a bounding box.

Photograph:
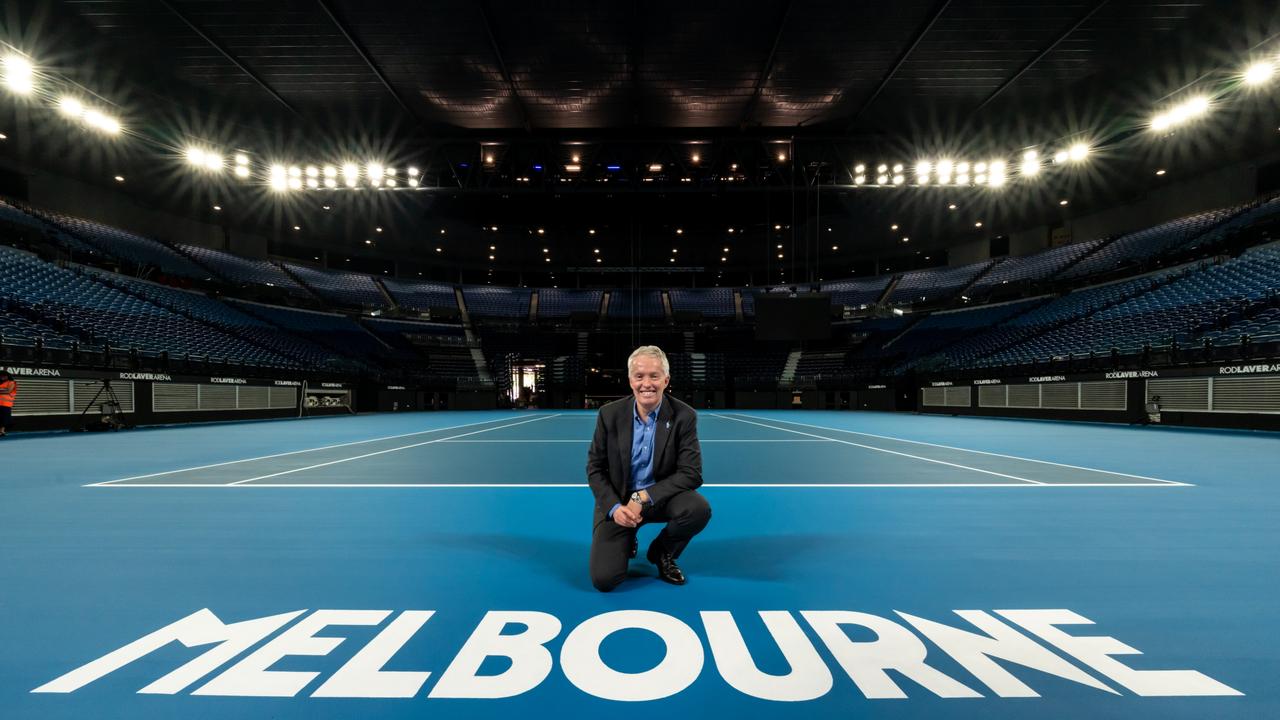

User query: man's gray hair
[627,345,669,377]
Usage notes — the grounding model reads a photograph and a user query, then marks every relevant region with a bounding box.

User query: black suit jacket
[585,394,703,526]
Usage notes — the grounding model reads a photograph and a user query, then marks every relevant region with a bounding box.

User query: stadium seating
[0,245,294,366]
[1056,205,1247,280]
[537,288,603,318]
[279,263,388,308]
[966,239,1106,298]
[818,276,892,309]
[669,288,735,318]
[606,288,665,320]
[30,208,214,280]
[178,244,308,294]
[886,260,993,306]
[382,278,459,313]
[462,286,532,319]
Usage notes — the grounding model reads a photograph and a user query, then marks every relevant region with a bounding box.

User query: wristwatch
[630,491,651,506]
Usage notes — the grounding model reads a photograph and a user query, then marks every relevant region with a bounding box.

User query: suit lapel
[618,400,634,491]
[652,398,674,474]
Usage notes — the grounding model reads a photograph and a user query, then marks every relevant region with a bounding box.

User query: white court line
[438,438,829,443]
[714,413,1046,485]
[726,412,1191,487]
[226,414,562,485]
[93,482,1186,489]
[87,413,545,487]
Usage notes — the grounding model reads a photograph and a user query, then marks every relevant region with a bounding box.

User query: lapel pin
[665,421,670,429]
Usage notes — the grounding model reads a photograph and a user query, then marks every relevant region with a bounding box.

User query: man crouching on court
[587,345,711,591]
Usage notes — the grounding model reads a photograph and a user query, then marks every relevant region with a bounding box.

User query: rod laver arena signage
[33,608,1240,701]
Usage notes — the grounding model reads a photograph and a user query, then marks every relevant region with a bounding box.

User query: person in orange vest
[0,370,15,437]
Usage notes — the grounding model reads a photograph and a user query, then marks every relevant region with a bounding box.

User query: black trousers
[589,489,711,592]
[0,406,10,432]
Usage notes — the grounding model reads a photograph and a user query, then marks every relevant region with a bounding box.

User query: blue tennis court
[2,410,1275,718]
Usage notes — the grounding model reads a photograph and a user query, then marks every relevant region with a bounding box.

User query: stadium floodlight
[234,153,249,165]
[854,174,866,185]
[342,163,358,179]
[1067,142,1089,162]
[234,165,250,178]
[956,161,970,174]
[385,178,396,187]
[386,168,396,177]
[408,177,419,187]
[1243,60,1275,86]
[367,163,384,181]
[1053,150,1069,164]
[915,160,931,176]
[854,163,865,173]
[305,166,318,178]
[2,54,34,94]
[876,173,889,185]
[917,173,930,185]
[186,147,207,167]
[324,177,337,188]
[1020,151,1040,176]
[975,173,987,185]
[306,177,319,188]
[202,152,223,170]
[408,167,420,177]
[892,174,904,185]
[989,160,1007,187]
[936,159,954,175]
[892,163,904,173]
[876,163,888,173]
[288,166,301,178]
[58,96,85,118]
[288,177,302,190]
[956,173,969,185]
[323,165,337,178]
[975,162,987,173]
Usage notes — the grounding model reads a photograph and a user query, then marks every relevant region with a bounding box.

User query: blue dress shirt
[608,398,661,519]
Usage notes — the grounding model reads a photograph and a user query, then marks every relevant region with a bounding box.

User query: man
[586,345,712,591]
[0,370,15,437]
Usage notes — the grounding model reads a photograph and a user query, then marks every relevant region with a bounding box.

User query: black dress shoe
[646,544,687,585]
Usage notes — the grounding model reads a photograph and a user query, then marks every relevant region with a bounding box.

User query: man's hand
[613,501,643,528]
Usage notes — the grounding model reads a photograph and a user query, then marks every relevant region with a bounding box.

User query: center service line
[728,412,1190,486]
[88,413,543,487]
[226,414,563,485]
[713,413,1047,485]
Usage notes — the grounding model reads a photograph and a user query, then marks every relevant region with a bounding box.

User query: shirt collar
[634,396,662,423]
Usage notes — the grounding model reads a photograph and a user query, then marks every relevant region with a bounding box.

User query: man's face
[629,355,669,411]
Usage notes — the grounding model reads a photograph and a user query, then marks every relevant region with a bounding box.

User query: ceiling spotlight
[564,164,581,172]
[58,96,85,118]
[691,153,700,163]
[723,247,730,252]
[831,246,838,251]
[728,228,735,234]
[721,257,727,262]
[948,203,957,210]
[891,224,899,230]
[113,175,124,182]
[648,163,663,172]
[1156,169,1167,176]
[365,239,373,245]
[596,258,602,263]
[3,55,35,94]
[777,152,786,162]
[730,163,738,171]
[485,154,494,164]
[376,227,383,233]
[776,244,783,249]
[212,205,221,211]
[902,237,909,243]
[593,248,599,254]
[489,244,496,250]
[672,248,679,253]
[543,248,549,253]
[323,205,331,211]
[436,247,443,253]
[974,221,983,228]
[293,225,301,231]
[777,253,783,259]
[676,228,683,234]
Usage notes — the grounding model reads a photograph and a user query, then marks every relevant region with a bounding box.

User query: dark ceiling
[2,0,1278,284]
